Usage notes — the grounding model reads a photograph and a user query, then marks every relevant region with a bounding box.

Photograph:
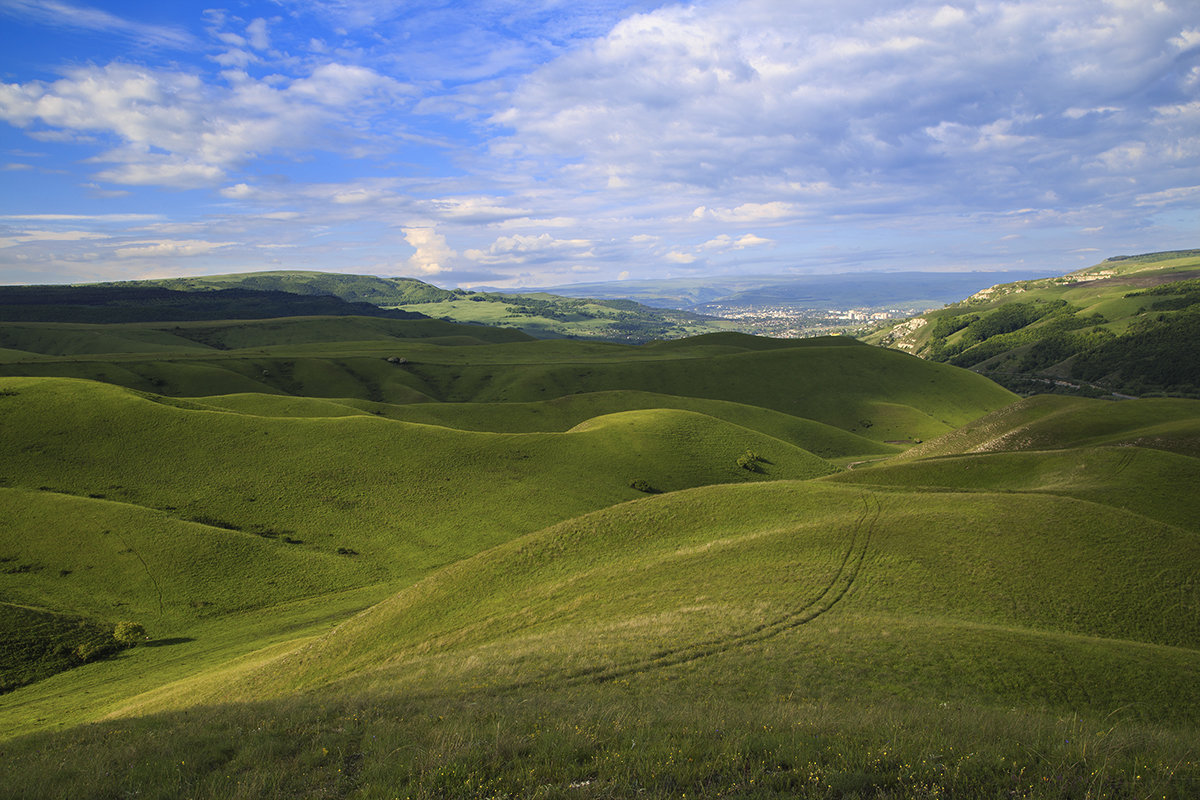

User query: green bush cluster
[736,450,764,471]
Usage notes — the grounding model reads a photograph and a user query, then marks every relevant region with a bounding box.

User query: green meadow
[0,299,1197,798]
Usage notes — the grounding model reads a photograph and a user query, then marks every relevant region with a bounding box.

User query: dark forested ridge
[0,285,429,323]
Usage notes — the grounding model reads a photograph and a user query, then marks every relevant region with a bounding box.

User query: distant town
[701,305,922,338]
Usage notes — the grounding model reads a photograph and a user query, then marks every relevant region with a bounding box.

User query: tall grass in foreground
[4,685,1196,799]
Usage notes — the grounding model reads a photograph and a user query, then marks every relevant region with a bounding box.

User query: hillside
[90,270,734,342]
[0,284,430,324]
[865,249,1200,397]
[0,307,1197,798]
[0,324,1015,442]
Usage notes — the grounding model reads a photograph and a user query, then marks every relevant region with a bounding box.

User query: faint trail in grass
[113,532,164,618]
[1113,447,1136,476]
[501,492,884,692]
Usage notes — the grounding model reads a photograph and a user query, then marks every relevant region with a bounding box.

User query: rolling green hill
[0,377,834,584]
[866,249,1200,397]
[0,324,1016,442]
[0,284,431,325]
[0,303,1197,798]
[85,270,734,342]
[889,393,1200,460]
[109,270,460,306]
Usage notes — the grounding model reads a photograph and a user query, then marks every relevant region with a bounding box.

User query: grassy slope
[192,390,898,459]
[866,250,1200,395]
[187,481,1199,704]
[892,394,1200,460]
[38,474,1193,799]
[389,337,1016,442]
[0,327,1018,442]
[0,372,836,737]
[85,269,730,342]
[393,296,730,341]
[1,317,1197,797]
[0,315,529,356]
[112,270,457,306]
[0,377,835,588]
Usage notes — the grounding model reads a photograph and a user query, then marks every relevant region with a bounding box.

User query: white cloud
[402,227,457,275]
[245,18,271,51]
[1134,184,1200,206]
[0,229,109,248]
[220,183,257,199]
[3,0,1199,285]
[0,213,160,222]
[429,196,531,223]
[94,159,225,189]
[1170,28,1200,50]
[700,233,771,251]
[490,0,1200,222]
[1063,106,1122,119]
[465,232,593,265]
[691,202,802,224]
[114,239,236,259]
[331,187,389,205]
[0,60,410,188]
[0,0,198,49]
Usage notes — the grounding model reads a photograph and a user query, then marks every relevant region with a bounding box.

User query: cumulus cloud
[493,0,1200,215]
[245,18,271,51]
[403,227,457,275]
[691,203,803,224]
[465,232,594,265]
[0,60,411,188]
[3,0,1199,285]
[700,233,772,251]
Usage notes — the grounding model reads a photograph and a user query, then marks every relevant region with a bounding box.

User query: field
[0,305,1197,798]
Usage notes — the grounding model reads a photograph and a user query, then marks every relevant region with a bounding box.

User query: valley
[0,264,1197,798]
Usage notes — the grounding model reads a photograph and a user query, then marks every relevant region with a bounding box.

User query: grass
[0,377,836,597]
[5,675,1199,799]
[893,394,1200,460]
[0,603,118,693]
[0,322,1018,441]
[183,480,1197,706]
[0,318,1196,798]
[192,390,897,459]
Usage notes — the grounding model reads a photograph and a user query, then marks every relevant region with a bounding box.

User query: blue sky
[0,0,1197,288]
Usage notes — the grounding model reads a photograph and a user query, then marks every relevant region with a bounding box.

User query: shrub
[113,621,147,647]
[629,479,659,493]
[737,451,764,472]
[73,640,117,663]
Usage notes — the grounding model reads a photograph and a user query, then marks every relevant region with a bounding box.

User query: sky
[0,0,1197,289]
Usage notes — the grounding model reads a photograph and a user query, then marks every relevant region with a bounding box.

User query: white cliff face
[878,316,928,352]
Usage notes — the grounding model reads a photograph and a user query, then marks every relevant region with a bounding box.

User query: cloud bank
[0,0,1197,286]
